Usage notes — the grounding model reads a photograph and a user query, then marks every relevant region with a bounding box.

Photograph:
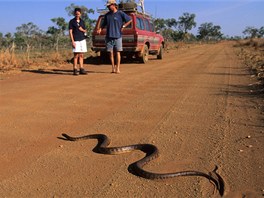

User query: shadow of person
[21,69,73,75]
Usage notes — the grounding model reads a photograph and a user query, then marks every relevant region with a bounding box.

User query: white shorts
[72,39,87,53]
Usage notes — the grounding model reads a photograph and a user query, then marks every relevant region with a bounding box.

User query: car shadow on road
[83,55,157,65]
[84,56,107,65]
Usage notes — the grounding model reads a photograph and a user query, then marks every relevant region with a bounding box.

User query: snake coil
[61,133,224,196]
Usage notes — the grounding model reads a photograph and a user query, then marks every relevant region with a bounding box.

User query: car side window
[99,18,104,28]
[99,16,132,29]
[136,17,144,30]
[144,19,150,31]
[149,22,155,32]
[125,22,132,29]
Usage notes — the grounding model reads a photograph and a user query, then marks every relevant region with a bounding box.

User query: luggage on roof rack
[118,2,137,12]
[118,2,151,18]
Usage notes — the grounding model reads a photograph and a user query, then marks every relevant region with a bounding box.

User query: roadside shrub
[235,39,264,85]
[0,48,72,72]
[0,49,18,71]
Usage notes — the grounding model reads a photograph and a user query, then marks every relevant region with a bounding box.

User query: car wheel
[157,46,163,59]
[141,44,149,63]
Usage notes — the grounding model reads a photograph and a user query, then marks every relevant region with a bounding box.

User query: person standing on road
[97,0,132,74]
[69,8,88,76]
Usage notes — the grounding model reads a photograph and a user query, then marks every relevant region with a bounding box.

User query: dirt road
[0,43,263,198]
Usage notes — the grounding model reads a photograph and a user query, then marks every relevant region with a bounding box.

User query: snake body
[61,133,224,196]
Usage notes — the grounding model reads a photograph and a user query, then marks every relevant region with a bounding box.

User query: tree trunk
[56,36,59,53]
[26,43,30,63]
[10,41,16,65]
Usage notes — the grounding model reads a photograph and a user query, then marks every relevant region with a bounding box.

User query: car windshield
[99,16,132,29]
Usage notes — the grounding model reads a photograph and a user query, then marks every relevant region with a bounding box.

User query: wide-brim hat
[106,0,117,6]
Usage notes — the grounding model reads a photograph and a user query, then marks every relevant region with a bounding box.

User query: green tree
[154,18,166,32]
[258,26,264,38]
[3,33,13,49]
[178,13,196,36]
[197,22,223,41]
[243,26,259,38]
[210,25,222,39]
[165,18,177,29]
[47,17,68,52]
[16,22,42,62]
[65,3,96,36]
[154,18,182,41]
[170,31,185,41]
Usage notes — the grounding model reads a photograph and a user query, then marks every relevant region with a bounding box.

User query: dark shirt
[69,18,86,41]
[102,10,131,39]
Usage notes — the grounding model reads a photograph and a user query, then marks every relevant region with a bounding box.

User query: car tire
[157,46,163,59]
[140,44,149,64]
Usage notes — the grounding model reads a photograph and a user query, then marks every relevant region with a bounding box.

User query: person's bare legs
[73,53,79,69]
[73,53,79,75]
[73,53,86,75]
[78,53,87,74]
[109,51,116,73]
[116,51,121,74]
[79,53,84,69]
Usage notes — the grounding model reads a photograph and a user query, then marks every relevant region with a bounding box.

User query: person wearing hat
[97,0,132,74]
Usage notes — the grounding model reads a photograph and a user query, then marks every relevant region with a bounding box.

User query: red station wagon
[91,2,165,63]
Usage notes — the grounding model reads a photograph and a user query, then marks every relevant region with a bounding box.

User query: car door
[143,18,157,51]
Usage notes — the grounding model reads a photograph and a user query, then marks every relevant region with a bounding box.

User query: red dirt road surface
[0,43,263,198]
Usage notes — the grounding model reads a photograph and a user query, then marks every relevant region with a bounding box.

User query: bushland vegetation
[0,4,95,73]
[0,3,263,74]
[235,38,264,87]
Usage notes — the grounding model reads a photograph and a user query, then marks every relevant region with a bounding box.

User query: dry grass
[0,49,18,71]
[234,38,264,50]
[235,38,264,87]
[165,41,197,51]
[0,49,74,73]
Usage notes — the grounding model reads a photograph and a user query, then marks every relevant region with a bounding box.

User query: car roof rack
[96,8,109,15]
[97,1,151,18]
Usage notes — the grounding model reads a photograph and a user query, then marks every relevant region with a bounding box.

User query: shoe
[80,68,87,75]
[73,69,79,76]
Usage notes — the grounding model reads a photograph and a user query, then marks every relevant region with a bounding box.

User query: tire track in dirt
[0,44,219,184]
[0,44,223,197]
[94,44,229,198]
[208,44,264,197]
[1,43,262,197]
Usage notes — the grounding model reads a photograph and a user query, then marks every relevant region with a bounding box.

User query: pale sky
[0,0,263,37]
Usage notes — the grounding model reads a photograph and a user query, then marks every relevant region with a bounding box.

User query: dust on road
[0,42,263,197]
